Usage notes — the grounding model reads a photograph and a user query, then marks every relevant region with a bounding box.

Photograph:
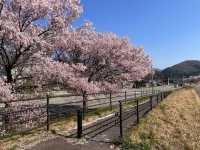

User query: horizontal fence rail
[0,86,179,138]
[74,90,173,139]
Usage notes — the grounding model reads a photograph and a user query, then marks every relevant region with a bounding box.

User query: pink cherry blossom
[0,78,14,102]
[0,0,152,133]
[31,24,151,94]
[0,0,151,97]
[0,0,82,83]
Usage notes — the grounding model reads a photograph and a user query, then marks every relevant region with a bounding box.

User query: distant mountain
[161,60,200,79]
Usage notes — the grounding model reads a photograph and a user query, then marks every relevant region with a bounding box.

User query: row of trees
[0,0,151,101]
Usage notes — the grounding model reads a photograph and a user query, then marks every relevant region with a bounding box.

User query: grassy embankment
[116,87,200,150]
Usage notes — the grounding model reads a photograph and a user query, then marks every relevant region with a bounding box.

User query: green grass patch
[112,137,151,150]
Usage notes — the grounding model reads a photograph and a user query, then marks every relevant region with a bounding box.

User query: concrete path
[30,137,113,150]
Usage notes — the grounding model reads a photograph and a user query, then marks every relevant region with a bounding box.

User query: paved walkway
[30,137,112,150]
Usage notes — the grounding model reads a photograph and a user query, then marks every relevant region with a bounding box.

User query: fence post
[109,92,112,110]
[150,96,153,110]
[82,93,86,119]
[164,92,166,98]
[77,110,83,138]
[136,99,139,124]
[46,94,50,131]
[135,91,137,98]
[119,101,123,138]
[125,91,127,103]
[157,94,159,104]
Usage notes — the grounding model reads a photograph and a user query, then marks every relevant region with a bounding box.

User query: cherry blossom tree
[0,0,151,131]
[31,24,151,94]
[0,0,82,83]
[0,0,151,95]
[0,0,82,133]
[30,24,151,111]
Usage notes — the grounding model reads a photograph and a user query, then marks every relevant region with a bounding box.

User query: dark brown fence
[74,91,171,139]
[0,88,173,138]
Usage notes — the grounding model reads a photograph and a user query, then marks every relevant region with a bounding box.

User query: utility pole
[182,76,185,86]
[167,77,170,86]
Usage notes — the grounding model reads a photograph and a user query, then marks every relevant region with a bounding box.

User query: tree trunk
[4,67,13,132]
[5,67,13,83]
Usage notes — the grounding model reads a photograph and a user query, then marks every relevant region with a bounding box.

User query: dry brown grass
[0,129,57,150]
[129,88,200,150]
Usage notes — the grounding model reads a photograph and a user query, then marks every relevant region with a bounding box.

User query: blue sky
[74,0,200,69]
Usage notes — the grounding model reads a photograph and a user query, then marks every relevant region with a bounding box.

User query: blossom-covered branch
[31,24,151,93]
[0,0,82,83]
